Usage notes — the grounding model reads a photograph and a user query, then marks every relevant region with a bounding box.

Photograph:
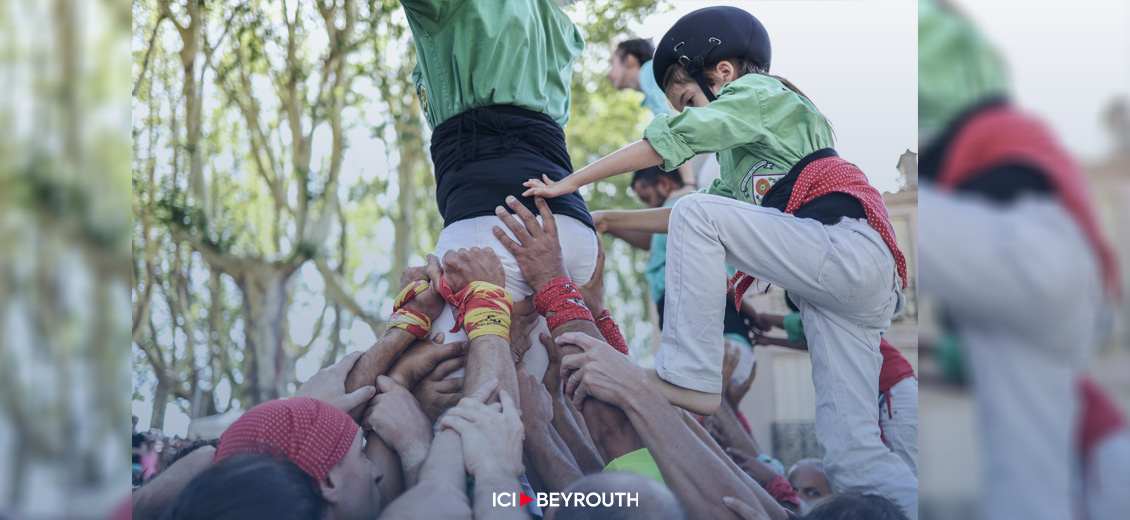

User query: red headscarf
[214,397,359,483]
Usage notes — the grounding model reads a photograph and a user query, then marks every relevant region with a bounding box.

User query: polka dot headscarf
[214,397,359,483]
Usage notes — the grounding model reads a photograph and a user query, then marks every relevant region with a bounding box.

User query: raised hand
[557,331,645,412]
[386,333,466,390]
[295,351,377,414]
[507,297,539,363]
[398,254,447,320]
[590,210,610,233]
[440,380,525,478]
[522,174,578,198]
[441,247,506,293]
[365,376,434,468]
[412,354,466,423]
[492,195,569,291]
[516,362,553,429]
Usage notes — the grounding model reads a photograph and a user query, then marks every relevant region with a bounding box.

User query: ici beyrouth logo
[493,492,639,508]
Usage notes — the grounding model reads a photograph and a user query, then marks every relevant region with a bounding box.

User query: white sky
[951,0,1130,161]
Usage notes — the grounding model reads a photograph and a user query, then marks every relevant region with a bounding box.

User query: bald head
[546,472,686,520]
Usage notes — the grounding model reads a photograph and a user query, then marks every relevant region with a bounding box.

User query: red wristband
[388,308,430,340]
[534,278,593,331]
[596,310,629,355]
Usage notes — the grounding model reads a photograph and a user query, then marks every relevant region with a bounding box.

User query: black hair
[615,39,655,66]
[799,493,909,520]
[159,454,328,520]
[159,438,219,475]
[631,166,683,189]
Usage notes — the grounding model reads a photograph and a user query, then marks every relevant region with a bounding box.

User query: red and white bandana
[214,397,358,483]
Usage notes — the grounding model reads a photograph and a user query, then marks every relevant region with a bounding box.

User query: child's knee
[669,193,713,230]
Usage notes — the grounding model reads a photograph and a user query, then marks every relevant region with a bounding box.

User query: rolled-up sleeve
[643,79,767,171]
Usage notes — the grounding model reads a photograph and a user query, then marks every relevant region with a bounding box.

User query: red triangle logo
[519,493,533,507]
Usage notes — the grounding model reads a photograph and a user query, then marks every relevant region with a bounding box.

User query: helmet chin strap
[678,37,722,104]
[683,56,718,103]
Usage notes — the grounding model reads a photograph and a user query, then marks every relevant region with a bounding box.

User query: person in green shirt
[395,2,612,514]
[399,0,602,405]
[524,6,916,517]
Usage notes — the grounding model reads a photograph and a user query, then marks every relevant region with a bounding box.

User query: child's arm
[757,312,788,331]
[594,206,673,234]
[523,139,664,198]
[752,332,809,351]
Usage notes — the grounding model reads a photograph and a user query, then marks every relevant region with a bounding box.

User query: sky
[953,0,1130,161]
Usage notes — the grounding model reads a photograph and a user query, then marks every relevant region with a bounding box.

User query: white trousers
[919,186,1105,520]
[880,377,920,477]
[1085,431,1130,520]
[431,214,599,382]
[661,193,919,518]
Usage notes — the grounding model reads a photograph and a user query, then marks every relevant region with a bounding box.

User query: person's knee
[669,193,714,235]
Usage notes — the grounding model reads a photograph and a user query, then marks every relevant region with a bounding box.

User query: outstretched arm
[752,332,808,351]
[346,257,447,396]
[559,332,773,520]
[523,140,664,198]
[493,196,645,463]
[594,206,673,234]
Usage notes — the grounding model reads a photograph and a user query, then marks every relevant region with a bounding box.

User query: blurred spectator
[787,458,836,514]
[919,1,1116,519]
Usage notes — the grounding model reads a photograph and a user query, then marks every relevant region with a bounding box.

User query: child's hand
[522,174,577,198]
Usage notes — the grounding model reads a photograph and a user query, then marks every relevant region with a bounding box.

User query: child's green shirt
[643,74,835,206]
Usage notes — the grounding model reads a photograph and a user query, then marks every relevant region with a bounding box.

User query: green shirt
[644,197,681,302]
[403,0,584,130]
[782,312,807,343]
[918,0,1009,141]
[643,73,835,206]
[603,448,666,484]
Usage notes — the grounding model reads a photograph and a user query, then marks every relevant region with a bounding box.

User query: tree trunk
[238,263,293,405]
[150,377,170,431]
[389,74,424,286]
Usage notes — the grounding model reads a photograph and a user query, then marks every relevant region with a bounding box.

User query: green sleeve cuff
[643,115,696,172]
[783,312,806,343]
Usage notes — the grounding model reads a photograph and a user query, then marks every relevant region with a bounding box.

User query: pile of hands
[294,240,523,475]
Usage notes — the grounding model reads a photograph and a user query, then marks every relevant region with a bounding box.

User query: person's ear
[320,466,346,505]
[715,61,736,84]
